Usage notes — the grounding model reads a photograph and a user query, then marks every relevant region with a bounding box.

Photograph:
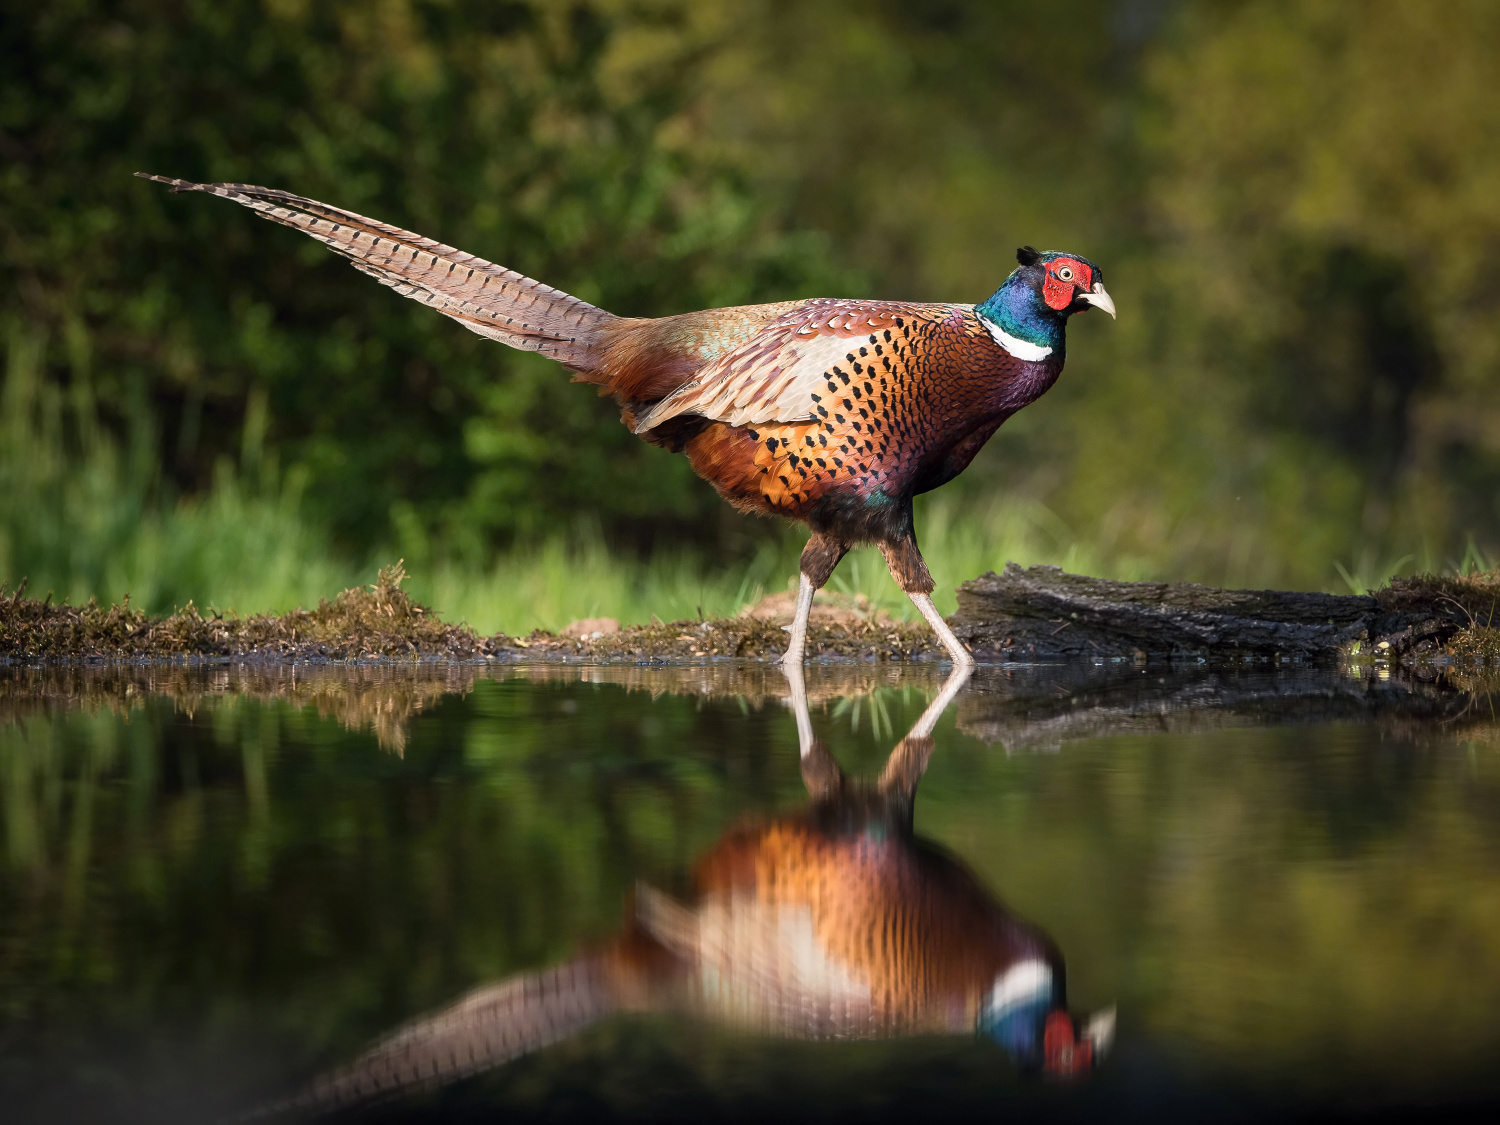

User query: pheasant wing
[632,300,959,433]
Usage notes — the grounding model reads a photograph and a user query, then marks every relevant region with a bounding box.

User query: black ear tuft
[1016,246,1041,267]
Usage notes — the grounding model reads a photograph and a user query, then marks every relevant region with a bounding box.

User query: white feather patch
[983,958,1054,1020]
[977,313,1053,362]
[636,331,861,431]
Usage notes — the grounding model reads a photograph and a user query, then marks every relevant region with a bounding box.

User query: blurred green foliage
[3,0,1499,610]
[2,0,854,561]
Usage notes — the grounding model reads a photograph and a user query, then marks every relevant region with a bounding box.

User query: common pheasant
[266,667,1114,1115]
[138,175,1115,665]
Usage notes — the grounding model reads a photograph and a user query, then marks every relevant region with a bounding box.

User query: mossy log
[951,563,1490,663]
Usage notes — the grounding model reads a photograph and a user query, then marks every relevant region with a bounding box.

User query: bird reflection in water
[282,665,1113,1116]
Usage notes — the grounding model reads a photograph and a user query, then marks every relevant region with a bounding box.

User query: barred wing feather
[256,958,611,1117]
[632,300,957,433]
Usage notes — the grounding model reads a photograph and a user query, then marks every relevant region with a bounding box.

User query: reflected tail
[259,957,613,1118]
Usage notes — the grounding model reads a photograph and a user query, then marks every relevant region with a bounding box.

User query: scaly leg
[780,654,816,757]
[879,531,975,669]
[909,592,976,669]
[780,573,817,668]
[778,533,848,666]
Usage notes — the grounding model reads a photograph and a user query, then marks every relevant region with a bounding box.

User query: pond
[2,660,1499,1123]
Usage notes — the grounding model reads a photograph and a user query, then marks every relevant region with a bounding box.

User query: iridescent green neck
[975,270,1066,357]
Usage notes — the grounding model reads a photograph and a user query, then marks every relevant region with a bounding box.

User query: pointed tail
[256,957,613,1118]
[136,173,620,373]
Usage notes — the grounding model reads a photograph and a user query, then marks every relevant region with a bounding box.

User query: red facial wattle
[1041,258,1092,312]
[1043,1010,1094,1077]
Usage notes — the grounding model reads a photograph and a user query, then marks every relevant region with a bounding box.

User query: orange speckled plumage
[670,812,1044,1036]
[663,301,1038,521]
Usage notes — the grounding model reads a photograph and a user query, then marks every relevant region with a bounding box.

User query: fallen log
[951,563,1491,664]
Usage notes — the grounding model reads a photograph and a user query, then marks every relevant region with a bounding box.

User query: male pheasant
[138,174,1115,665]
[266,667,1113,1116]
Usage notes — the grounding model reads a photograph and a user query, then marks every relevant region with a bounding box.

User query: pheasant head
[976,246,1116,360]
[978,957,1116,1079]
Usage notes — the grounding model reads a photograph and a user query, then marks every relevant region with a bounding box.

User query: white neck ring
[978,312,1054,362]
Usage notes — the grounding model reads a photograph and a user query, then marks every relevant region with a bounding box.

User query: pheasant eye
[1056,267,1073,281]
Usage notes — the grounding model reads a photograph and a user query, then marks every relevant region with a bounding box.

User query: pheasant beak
[1083,1005,1116,1060]
[1079,281,1116,319]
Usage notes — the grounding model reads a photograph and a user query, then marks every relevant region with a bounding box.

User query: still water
[2,661,1499,1123]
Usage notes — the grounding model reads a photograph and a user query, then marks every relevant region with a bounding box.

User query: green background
[5,0,1499,626]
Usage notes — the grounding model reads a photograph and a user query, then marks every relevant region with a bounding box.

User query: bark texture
[952,564,1470,663]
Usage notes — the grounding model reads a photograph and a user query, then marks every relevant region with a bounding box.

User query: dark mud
[0,563,932,664]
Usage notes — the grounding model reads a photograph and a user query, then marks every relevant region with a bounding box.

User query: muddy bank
[0,564,930,663]
[2,561,1498,667]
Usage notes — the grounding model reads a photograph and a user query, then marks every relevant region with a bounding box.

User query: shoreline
[4,561,1498,672]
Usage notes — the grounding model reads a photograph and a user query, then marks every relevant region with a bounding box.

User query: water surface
[2,662,1498,1123]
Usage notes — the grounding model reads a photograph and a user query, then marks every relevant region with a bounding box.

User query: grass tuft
[0,562,490,660]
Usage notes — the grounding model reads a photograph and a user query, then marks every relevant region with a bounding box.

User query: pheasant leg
[779,533,849,666]
[779,573,818,667]
[878,531,975,669]
[909,593,976,669]
[780,653,817,757]
[875,663,972,802]
[907,661,973,738]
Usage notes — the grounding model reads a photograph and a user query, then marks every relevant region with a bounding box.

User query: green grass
[399,494,1146,635]
[0,321,1140,635]
[0,326,349,618]
[0,365,1126,635]
[4,323,1489,637]
[1332,539,1495,597]
[0,473,1123,636]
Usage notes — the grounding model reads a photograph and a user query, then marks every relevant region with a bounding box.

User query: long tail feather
[252,958,613,1119]
[136,173,618,372]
